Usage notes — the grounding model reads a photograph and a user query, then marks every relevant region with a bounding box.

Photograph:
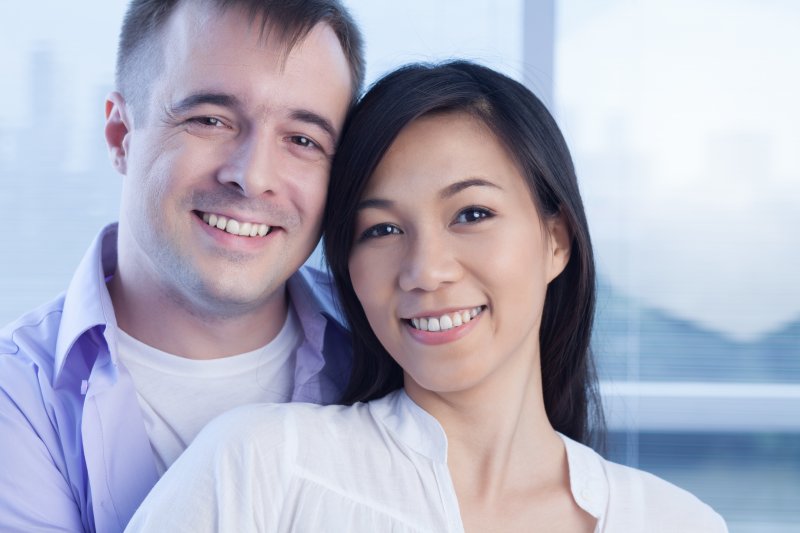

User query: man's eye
[359,223,401,241]
[454,207,493,224]
[189,117,225,127]
[290,135,318,149]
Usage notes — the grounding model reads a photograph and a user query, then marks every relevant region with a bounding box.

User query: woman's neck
[404,351,596,532]
[405,353,564,503]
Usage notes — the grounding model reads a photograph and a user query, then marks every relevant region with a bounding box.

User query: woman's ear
[545,212,571,283]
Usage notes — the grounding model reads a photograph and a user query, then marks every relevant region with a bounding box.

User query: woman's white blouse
[126,390,727,532]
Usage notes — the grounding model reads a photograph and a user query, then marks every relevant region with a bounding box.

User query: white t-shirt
[117,306,302,475]
[127,390,728,532]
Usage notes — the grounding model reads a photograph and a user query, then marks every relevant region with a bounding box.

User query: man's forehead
[165,1,324,60]
[146,10,348,120]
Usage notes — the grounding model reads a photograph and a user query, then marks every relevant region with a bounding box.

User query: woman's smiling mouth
[408,306,485,332]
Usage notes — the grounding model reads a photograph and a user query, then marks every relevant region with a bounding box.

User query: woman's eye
[359,223,402,241]
[454,207,493,224]
[289,135,318,150]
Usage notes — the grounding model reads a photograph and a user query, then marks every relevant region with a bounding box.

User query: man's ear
[105,91,133,175]
[545,211,572,283]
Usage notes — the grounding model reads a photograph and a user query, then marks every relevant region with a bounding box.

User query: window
[555,1,800,530]
[0,2,127,325]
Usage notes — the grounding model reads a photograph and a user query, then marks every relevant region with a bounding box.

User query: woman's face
[348,112,570,397]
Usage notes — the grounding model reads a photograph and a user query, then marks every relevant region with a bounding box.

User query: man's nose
[217,132,278,197]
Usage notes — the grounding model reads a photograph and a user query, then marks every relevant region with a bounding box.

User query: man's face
[109,3,352,318]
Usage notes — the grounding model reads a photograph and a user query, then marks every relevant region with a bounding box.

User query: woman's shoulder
[559,435,728,532]
[601,459,727,531]
[198,399,376,451]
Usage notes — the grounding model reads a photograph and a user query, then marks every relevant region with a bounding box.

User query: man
[0,0,363,531]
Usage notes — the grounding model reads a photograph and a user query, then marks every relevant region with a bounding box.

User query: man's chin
[184,278,287,321]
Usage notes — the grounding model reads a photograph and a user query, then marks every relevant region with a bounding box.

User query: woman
[126,61,727,532]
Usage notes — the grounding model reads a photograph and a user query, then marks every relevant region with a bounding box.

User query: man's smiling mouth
[197,211,272,237]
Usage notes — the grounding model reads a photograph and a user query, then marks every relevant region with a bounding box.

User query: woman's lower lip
[405,312,481,345]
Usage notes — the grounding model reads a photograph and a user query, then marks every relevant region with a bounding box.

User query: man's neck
[107,269,289,360]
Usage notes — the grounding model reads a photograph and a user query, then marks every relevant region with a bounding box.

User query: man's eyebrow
[289,109,338,143]
[439,178,501,199]
[169,93,242,115]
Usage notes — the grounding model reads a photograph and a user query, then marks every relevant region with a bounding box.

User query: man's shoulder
[0,295,66,372]
[2,223,115,367]
[0,297,69,453]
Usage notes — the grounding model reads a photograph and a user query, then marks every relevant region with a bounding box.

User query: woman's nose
[398,235,463,292]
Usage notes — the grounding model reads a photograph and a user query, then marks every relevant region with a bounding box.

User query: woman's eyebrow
[355,198,392,211]
[439,178,500,200]
[356,178,501,211]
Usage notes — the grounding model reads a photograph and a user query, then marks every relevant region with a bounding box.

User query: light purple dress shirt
[0,223,351,533]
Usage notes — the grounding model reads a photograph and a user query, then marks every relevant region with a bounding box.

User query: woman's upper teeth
[410,306,483,332]
[202,212,270,237]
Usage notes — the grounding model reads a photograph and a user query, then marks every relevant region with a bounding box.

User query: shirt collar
[288,265,346,334]
[373,390,610,521]
[558,432,609,520]
[287,264,349,376]
[54,224,119,384]
[370,389,450,464]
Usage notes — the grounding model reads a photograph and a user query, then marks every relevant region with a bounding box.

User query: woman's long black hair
[323,60,604,446]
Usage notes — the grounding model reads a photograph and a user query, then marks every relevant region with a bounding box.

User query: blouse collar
[371,389,609,521]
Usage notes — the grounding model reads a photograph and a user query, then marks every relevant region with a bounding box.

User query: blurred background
[1,1,797,530]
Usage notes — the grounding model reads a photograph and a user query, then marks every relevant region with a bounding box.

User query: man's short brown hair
[116,0,364,116]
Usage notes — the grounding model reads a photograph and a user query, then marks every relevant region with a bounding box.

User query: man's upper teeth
[410,306,483,332]
[202,212,270,237]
